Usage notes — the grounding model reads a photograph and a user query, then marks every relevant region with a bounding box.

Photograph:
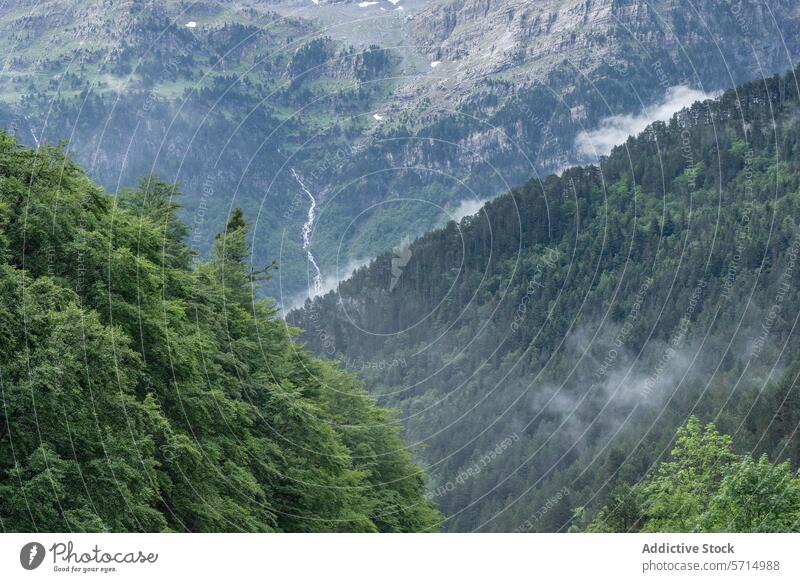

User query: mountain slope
[308,0,800,271]
[289,66,800,531]
[3,0,800,304]
[0,134,440,532]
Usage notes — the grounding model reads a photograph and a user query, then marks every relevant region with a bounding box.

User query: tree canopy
[0,134,440,532]
[587,418,800,532]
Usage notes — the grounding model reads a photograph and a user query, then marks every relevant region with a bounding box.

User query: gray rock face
[410,0,800,93]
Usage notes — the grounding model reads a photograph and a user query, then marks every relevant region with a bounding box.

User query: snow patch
[430,61,441,68]
[185,21,197,28]
[358,1,379,6]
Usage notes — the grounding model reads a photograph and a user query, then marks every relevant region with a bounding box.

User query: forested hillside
[0,0,398,297]
[0,134,440,532]
[289,67,800,531]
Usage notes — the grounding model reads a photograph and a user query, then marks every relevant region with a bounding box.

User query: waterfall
[290,168,323,297]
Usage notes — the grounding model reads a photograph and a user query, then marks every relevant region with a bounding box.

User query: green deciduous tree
[590,418,800,532]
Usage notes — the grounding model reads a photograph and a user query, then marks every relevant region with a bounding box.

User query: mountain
[2,0,800,304]
[411,0,798,90]
[284,0,800,285]
[1,0,397,298]
[288,67,800,531]
[0,134,440,532]
[3,0,800,537]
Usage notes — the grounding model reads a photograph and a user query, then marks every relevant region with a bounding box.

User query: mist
[449,198,487,223]
[281,257,372,313]
[575,85,719,160]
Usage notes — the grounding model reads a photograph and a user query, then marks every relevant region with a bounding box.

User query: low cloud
[282,257,372,313]
[449,198,486,222]
[575,85,718,160]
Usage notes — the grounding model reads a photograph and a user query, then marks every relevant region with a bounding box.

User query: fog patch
[575,85,718,160]
[524,319,703,445]
[282,257,372,313]
[450,198,486,222]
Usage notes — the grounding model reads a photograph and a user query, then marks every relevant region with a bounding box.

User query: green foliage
[0,135,440,532]
[638,419,737,532]
[701,456,800,532]
[590,419,800,532]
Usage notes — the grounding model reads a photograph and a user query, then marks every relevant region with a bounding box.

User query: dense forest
[0,134,440,532]
[289,67,800,531]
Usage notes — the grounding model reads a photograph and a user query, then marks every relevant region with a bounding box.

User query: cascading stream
[291,168,323,297]
[23,115,40,148]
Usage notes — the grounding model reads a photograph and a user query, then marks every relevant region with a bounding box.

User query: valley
[2,0,800,534]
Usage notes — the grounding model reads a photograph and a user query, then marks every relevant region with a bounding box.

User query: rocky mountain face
[411,0,800,93]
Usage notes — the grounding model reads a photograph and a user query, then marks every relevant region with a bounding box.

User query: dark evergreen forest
[290,68,800,531]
